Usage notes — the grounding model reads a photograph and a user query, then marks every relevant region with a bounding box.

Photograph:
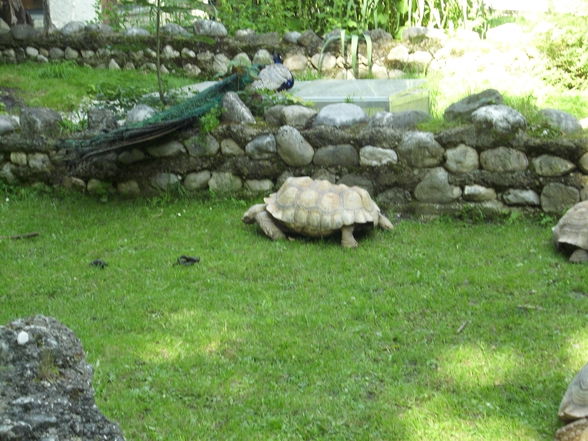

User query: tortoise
[553,201,588,263]
[556,362,588,441]
[242,176,393,248]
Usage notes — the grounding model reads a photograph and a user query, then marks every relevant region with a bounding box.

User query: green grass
[0,61,195,112]
[1,187,587,441]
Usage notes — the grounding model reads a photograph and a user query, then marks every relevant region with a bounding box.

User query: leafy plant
[198,105,222,134]
[318,30,373,78]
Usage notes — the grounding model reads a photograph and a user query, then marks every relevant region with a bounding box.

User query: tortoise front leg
[341,225,358,248]
[255,211,287,241]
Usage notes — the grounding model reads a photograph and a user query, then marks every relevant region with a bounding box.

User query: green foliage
[319,30,373,78]
[538,15,588,90]
[198,105,222,134]
[503,94,561,138]
[1,191,586,441]
[404,0,490,34]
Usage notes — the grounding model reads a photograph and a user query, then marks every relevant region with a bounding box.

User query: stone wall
[1,90,587,218]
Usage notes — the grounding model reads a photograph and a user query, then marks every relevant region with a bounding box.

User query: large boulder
[0,315,125,441]
[471,105,526,135]
[444,89,504,122]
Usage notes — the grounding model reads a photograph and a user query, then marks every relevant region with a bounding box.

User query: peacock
[251,54,294,92]
[62,59,294,160]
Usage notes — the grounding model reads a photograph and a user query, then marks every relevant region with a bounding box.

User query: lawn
[1,187,587,441]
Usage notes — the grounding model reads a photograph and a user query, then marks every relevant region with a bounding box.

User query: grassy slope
[1,190,587,441]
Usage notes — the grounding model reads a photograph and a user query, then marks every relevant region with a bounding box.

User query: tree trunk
[41,0,55,33]
[0,0,33,26]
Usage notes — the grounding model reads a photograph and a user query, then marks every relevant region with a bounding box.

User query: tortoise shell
[553,201,588,253]
[265,176,381,237]
[559,363,588,422]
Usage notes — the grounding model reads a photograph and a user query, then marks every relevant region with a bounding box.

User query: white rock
[17,331,29,345]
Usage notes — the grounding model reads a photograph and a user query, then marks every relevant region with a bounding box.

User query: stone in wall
[531,154,575,177]
[314,103,368,128]
[184,171,211,191]
[275,125,314,166]
[209,172,242,193]
[580,153,588,174]
[463,185,496,202]
[443,89,504,122]
[282,106,317,129]
[357,127,402,149]
[359,146,398,167]
[313,144,358,167]
[185,135,220,157]
[222,92,255,124]
[28,153,52,173]
[117,180,141,197]
[0,162,17,183]
[540,109,583,134]
[245,134,277,159]
[20,107,62,138]
[193,19,227,37]
[118,149,145,165]
[370,110,430,130]
[444,144,479,173]
[10,152,27,166]
[480,147,528,172]
[147,140,186,158]
[397,131,444,167]
[87,178,114,195]
[338,174,374,195]
[220,138,244,156]
[471,104,526,135]
[150,173,180,191]
[245,179,273,193]
[502,189,540,206]
[126,104,156,124]
[414,167,461,203]
[541,183,580,214]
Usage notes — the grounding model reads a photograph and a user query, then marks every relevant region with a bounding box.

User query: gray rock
[313,144,359,167]
[386,44,409,64]
[402,26,446,42]
[10,152,27,166]
[25,46,39,58]
[264,105,286,126]
[20,107,62,138]
[532,154,575,177]
[245,134,276,159]
[444,144,479,173]
[209,172,242,193]
[161,23,191,37]
[397,131,444,167]
[231,52,252,68]
[312,53,337,71]
[0,115,19,135]
[414,167,461,203]
[28,153,52,173]
[579,153,588,173]
[370,110,430,130]
[314,103,368,128]
[81,49,95,59]
[444,89,504,122]
[60,21,85,35]
[359,146,398,166]
[193,19,227,37]
[184,170,211,190]
[87,108,117,132]
[297,30,322,51]
[117,149,145,164]
[376,187,412,207]
[11,24,37,40]
[283,54,308,72]
[235,28,255,38]
[220,138,244,156]
[275,125,314,166]
[282,105,317,129]
[502,189,540,206]
[86,23,114,34]
[245,179,274,193]
[540,109,583,134]
[311,169,337,183]
[147,140,185,158]
[3,48,16,59]
[185,134,219,157]
[212,53,230,75]
[541,183,580,214]
[480,147,528,172]
[222,92,255,124]
[87,178,114,195]
[151,172,180,191]
[62,176,86,191]
[253,49,274,65]
[64,47,79,60]
[283,31,302,44]
[463,185,496,202]
[0,162,17,184]
[126,104,156,124]
[124,27,150,36]
[181,48,196,59]
[35,54,48,63]
[471,104,526,135]
[108,58,121,70]
[184,63,202,77]
[0,17,9,34]
[49,47,65,59]
[0,315,125,441]
[162,45,180,59]
[117,180,141,197]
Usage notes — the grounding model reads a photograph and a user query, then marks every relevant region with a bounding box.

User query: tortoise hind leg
[341,226,358,248]
[255,211,287,241]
